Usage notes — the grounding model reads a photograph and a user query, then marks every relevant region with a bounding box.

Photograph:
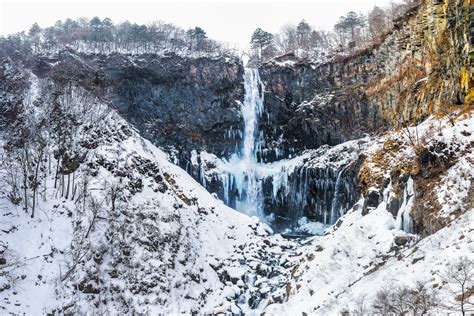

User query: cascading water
[214,67,360,231]
[223,68,265,218]
[329,168,344,224]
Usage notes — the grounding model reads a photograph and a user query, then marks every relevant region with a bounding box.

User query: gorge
[0,0,473,314]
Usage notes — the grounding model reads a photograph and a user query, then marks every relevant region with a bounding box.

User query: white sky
[0,0,394,49]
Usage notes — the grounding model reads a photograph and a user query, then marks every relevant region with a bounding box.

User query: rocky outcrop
[256,0,471,162]
[258,56,381,162]
[30,51,245,168]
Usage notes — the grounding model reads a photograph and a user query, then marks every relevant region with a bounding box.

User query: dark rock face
[31,51,245,168]
[102,54,245,161]
[257,54,384,162]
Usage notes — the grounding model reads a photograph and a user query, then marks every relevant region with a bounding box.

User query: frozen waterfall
[213,68,360,231]
[222,68,265,218]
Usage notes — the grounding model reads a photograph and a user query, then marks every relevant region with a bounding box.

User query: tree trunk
[71,172,76,200]
[23,170,28,213]
[31,157,41,218]
[65,173,70,200]
[54,158,60,189]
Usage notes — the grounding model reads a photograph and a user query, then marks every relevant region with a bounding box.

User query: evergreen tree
[101,18,114,42]
[89,17,102,43]
[187,27,207,51]
[250,28,274,60]
[28,23,42,52]
[296,20,311,49]
[334,11,366,49]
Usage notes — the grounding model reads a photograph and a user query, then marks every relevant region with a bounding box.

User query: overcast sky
[1,0,394,49]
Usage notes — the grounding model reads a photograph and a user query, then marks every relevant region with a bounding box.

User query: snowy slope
[266,199,473,315]
[0,72,286,314]
[1,61,472,315]
[265,112,474,314]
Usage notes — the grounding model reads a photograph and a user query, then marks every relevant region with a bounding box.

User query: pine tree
[250,28,274,60]
[334,12,366,49]
[296,20,311,49]
[187,27,207,52]
[28,23,42,52]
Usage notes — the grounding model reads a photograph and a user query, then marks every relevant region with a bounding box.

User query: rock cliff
[258,0,472,161]
[2,0,471,233]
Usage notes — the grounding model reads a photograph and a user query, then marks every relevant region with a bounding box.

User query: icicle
[330,168,343,225]
[395,177,415,233]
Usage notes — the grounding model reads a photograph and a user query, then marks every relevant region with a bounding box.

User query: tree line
[2,17,230,57]
[250,0,421,61]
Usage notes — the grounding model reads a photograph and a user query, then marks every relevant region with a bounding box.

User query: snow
[437,155,473,216]
[296,217,328,235]
[263,111,474,315]
[36,41,232,60]
[0,72,285,314]
[265,199,473,315]
[273,60,296,67]
[0,57,472,315]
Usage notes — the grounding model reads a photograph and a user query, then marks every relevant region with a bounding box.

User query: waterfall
[329,168,343,224]
[223,68,265,218]
[209,68,360,231]
[395,177,415,233]
[241,68,264,162]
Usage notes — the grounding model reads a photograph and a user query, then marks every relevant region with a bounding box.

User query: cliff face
[258,56,381,162]
[257,0,472,161]
[30,51,245,166]
[3,0,471,234]
[104,54,245,159]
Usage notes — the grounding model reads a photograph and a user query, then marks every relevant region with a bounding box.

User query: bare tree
[30,138,46,218]
[368,6,389,40]
[274,24,297,54]
[438,257,474,315]
[2,155,22,205]
[352,294,368,316]
[372,283,437,315]
[373,286,396,315]
[406,281,439,315]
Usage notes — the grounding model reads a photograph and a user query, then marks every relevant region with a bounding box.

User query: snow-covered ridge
[1,48,473,315]
[0,70,294,314]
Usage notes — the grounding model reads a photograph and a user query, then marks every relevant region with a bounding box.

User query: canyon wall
[10,0,472,231]
[258,0,472,161]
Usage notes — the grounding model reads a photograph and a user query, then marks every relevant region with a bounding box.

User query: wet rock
[248,293,261,309]
[387,198,401,217]
[366,190,381,209]
[394,235,411,246]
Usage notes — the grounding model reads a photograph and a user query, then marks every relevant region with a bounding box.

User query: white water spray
[223,68,265,217]
[217,67,353,229]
